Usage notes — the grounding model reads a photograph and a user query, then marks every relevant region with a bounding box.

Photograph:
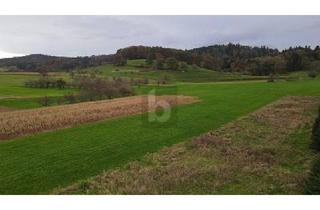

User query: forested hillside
[116,44,320,75]
[0,54,113,72]
[1,44,320,76]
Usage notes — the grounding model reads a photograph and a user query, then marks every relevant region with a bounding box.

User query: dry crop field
[0,95,197,140]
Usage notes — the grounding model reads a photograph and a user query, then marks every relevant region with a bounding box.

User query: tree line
[0,54,113,72]
[2,44,320,76]
[115,44,320,75]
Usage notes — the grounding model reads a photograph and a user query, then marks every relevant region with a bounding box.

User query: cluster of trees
[117,46,193,62]
[27,70,133,106]
[113,53,127,66]
[189,43,279,58]
[152,56,189,71]
[0,54,113,72]
[25,78,67,89]
[64,77,133,103]
[114,46,189,71]
[116,44,279,72]
[115,44,320,76]
[238,46,320,76]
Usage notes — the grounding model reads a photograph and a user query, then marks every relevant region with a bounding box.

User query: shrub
[56,78,66,89]
[56,96,66,105]
[145,57,153,65]
[305,107,320,194]
[38,96,52,106]
[311,107,320,151]
[64,77,133,104]
[64,93,78,104]
[267,73,275,83]
[192,64,199,70]
[165,57,179,71]
[25,78,67,89]
[179,62,188,71]
[113,54,127,66]
[305,157,320,194]
[308,71,318,79]
[154,53,165,70]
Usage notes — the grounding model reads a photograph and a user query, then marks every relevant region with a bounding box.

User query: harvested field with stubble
[55,96,320,195]
[0,95,197,140]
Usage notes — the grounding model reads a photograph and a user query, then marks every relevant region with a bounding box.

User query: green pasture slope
[90,59,269,83]
[0,63,266,109]
[0,79,320,194]
[0,60,288,109]
[0,72,72,109]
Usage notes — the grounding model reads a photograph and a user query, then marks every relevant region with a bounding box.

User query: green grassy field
[0,72,72,109]
[0,60,303,110]
[0,62,267,109]
[0,79,320,194]
[88,59,269,83]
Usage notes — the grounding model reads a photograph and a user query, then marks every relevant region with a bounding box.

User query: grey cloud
[0,16,319,58]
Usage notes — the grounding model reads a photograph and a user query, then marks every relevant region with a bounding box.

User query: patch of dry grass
[0,95,197,140]
[54,96,320,195]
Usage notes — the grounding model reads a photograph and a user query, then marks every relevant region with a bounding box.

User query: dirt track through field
[0,95,197,140]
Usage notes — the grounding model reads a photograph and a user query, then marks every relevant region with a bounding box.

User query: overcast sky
[0,16,319,58]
